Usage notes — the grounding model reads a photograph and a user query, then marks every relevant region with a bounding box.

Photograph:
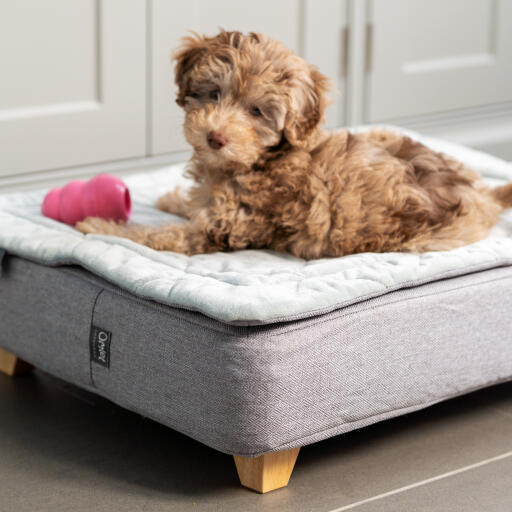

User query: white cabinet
[150,0,347,155]
[302,0,347,130]
[1,0,511,191]
[0,0,146,177]
[366,0,512,122]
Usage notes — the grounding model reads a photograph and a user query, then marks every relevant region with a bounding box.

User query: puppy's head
[174,30,329,169]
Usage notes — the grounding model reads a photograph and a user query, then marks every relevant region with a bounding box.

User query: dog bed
[1,128,512,492]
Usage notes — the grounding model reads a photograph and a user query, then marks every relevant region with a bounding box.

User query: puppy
[77,30,512,259]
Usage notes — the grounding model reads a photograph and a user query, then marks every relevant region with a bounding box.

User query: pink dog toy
[41,174,132,225]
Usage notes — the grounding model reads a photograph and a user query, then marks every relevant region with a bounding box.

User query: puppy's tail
[491,182,512,209]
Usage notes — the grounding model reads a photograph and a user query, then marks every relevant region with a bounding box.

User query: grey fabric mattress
[1,251,512,457]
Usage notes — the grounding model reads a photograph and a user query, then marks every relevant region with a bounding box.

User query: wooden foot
[0,348,33,377]
[234,447,300,493]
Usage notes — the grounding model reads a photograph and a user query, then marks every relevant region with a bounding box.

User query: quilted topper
[2,127,512,323]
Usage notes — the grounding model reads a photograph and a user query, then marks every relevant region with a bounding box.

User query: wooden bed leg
[233,447,300,493]
[0,348,33,377]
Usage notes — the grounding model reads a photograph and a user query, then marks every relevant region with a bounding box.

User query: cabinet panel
[1,0,97,110]
[0,0,146,177]
[303,0,347,129]
[366,0,512,122]
[150,0,346,155]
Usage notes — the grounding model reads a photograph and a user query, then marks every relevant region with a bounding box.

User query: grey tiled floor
[1,371,511,512]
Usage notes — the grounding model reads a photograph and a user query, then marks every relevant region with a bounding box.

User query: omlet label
[90,326,111,368]
[0,248,5,276]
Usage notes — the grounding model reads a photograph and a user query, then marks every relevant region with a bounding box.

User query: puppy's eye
[250,106,262,117]
[189,92,199,99]
[209,89,220,101]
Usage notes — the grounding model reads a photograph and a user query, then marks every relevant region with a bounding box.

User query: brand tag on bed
[90,326,111,368]
[0,249,5,277]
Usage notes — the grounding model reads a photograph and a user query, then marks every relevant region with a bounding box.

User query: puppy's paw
[144,225,187,252]
[156,190,177,212]
[75,217,124,235]
[156,187,189,218]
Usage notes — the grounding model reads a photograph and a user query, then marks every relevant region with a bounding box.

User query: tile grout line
[327,450,512,512]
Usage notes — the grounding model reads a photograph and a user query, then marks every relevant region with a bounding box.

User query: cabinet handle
[365,23,373,73]
[341,25,349,76]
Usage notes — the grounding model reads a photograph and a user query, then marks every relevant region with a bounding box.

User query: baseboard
[418,118,512,161]
[0,150,191,193]
[1,112,510,194]
[394,107,512,161]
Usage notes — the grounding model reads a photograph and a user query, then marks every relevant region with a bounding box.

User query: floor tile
[0,372,511,512]
[337,453,512,512]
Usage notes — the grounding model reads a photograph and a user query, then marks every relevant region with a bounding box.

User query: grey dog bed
[1,251,511,457]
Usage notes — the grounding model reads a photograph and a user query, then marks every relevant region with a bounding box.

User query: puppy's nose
[207,131,227,150]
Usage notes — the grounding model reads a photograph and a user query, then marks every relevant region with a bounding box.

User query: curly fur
[76,30,512,259]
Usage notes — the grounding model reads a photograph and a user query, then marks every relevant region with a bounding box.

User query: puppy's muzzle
[207,131,227,150]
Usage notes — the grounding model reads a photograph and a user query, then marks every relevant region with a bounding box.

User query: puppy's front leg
[76,216,219,255]
[75,217,157,244]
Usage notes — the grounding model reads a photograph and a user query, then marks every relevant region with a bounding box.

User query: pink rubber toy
[41,174,132,225]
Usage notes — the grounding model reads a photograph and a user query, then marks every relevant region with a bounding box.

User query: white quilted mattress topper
[1,127,512,325]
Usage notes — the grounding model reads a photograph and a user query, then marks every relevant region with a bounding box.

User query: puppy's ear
[173,34,207,107]
[284,67,330,147]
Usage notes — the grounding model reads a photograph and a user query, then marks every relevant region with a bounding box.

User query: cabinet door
[150,0,346,155]
[0,0,146,177]
[366,0,512,122]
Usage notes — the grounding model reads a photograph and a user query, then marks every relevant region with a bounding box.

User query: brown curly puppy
[77,30,512,259]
